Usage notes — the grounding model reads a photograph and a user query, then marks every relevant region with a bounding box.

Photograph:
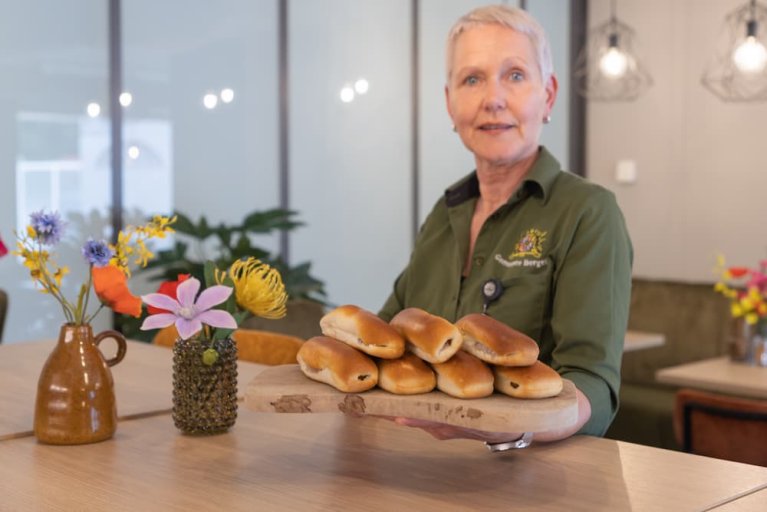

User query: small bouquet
[139,257,288,363]
[714,256,767,326]
[13,210,175,325]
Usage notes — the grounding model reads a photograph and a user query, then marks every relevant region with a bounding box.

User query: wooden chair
[152,325,303,366]
[0,289,7,343]
[673,388,767,467]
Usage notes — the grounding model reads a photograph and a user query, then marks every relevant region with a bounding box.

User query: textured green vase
[172,337,238,434]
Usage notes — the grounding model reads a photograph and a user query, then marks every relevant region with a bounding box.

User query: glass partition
[0,1,111,342]
[121,0,281,310]
[289,0,412,312]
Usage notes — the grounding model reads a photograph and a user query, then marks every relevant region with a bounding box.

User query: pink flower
[140,277,237,340]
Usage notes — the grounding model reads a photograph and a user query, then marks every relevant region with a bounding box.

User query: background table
[0,340,266,440]
[624,330,665,352]
[656,356,767,399]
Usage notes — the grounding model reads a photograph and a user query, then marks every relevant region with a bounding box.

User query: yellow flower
[111,230,133,273]
[731,303,744,317]
[740,296,755,310]
[716,254,725,267]
[134,239,153,268]
[26,225,36,238]
[229,258,288,319]
[214,268,228,285]
[53,266,69,286]
[745,312,759,325]
[147,215,176,238]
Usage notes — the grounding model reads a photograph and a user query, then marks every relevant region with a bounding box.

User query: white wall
[587,0,767,282]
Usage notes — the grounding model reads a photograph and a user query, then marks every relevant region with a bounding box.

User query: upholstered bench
[605,278,730,450]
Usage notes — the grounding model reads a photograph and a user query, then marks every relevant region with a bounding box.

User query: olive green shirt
[379,147,633,436]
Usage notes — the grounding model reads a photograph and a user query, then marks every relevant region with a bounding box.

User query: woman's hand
[373,415,522,443]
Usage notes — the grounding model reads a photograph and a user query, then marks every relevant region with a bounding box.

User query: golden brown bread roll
[389,307,463,364]
[456,313,539,366]
[296,336,378,393]
[431,350,494,399]
[320,305,405,359]
[377,353,437,395]
[493,361,563,399]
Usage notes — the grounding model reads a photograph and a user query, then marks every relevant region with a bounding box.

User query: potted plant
[120,208,327,341]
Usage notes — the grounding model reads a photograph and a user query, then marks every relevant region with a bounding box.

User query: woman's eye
[509,71,524,81]
[464,76,479,86]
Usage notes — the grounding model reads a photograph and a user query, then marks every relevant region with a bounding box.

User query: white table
[624,330,666,352]
[656,356,767,399]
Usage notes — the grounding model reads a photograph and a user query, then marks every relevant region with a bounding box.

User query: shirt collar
[444,146,561,208]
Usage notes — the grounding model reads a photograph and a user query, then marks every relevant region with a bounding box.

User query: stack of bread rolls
[296,305,563,400]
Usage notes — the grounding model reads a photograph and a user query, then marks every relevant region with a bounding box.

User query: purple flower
[30,210,65,245]
[81,238,114,267]
[140,277,237,340]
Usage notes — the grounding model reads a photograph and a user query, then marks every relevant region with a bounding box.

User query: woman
[378,5,632,448]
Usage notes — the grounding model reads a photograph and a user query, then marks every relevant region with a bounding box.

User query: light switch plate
[615,159,637,184]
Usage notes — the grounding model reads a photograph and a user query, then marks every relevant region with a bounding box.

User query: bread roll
[378,353,437,395]
[389,307,463,364]
[493,361,563,399]
[456,313,539,366]
[320,305,405,359]
[296,336,378,393]
[431,351,494,399]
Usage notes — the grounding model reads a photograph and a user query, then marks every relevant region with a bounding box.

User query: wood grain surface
[1,412,767,511]
[245,364,578,433]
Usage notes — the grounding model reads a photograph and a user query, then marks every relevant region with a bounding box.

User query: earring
[543,115,551,124]
[452,124,457,132]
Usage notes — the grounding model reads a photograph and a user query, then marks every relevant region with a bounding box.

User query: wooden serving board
[244,364,578,433]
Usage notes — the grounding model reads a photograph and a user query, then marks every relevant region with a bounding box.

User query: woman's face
[446,24,557,169]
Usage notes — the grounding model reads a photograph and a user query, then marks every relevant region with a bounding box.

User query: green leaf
[243,208,304,233]
[74,283,88,323]
[215,226,233,248]
[234,310,249,325]
[212,327,235,341]
[197,216,213,238]
[171,212,197,236]
[203,260,218,289]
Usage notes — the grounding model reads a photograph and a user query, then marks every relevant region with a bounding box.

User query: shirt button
[474,256,485,266]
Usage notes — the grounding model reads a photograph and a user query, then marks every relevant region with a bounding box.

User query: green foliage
[144,208,326,301]
[118,208,327,341]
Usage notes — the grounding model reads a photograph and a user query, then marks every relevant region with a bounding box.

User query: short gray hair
[446,5,553,83]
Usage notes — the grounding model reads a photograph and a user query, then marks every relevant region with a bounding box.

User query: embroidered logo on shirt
[510,229,547,259]
[494,228,549,269]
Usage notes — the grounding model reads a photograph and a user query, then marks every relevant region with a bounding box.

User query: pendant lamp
[702,0,767,102]
[573,0,652,101]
